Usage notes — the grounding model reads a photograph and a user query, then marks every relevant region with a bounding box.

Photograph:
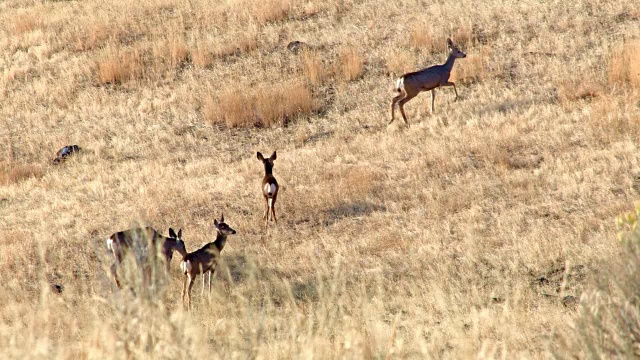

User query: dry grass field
[1,0,640,358]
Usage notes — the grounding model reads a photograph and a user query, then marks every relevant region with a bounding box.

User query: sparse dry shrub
[556,205,640,357]
[557,78,604,104]
[301,50,330,85]
[213,90,255,128]
[452,26,472,48]
[338,46,364,82]
[97,47,144,85]
[191,43,213,68]
[451,47,491,85]
[73,23,111,51]
[11,13,43,34]
[0,161,43,186]
[212,31,258,58]
[152,37,190,70]
[3,65,32,84]
[385,51,414,77]
[170,38,189,67]
[608,39,640,89]
[588,95,640,140]
[251,0,291,25]
[409,24,446,53]
[255,81,318,126]
[205,81,319,128]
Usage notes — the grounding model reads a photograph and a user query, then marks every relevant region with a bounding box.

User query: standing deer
[180,214,236,309]
[257,151,279,225]
[107,227,187,288]
[390,38,467,124]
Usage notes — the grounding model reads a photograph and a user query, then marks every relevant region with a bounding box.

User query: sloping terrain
[1,0,639,357]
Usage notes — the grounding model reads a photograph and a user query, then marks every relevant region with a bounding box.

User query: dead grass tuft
[608,39,640,89]
[451,50,487,85]
[251,0,292,25]
[192,43,213,68]
[97,47,144,85]
[589,95,640,140]
[338,46,364,82]
[452,26,472,48]
[205,81,319,128]
[212,32,258,58]
[301,50,330,85]
[409,24,446,53]
[169,38,190,68]
[208,90,254,127]
[73,23,111,52]
[385,51,414,76]
[152,38,190,71]
[557,78,604,103]
[0,161,43,186]
[256,82,319,126]
[12,13,43,34]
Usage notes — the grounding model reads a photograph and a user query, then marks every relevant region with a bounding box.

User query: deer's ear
[169,228,177,238]
[220,213,224,223]
[257,152,264,161]
[270,151,277,161]
[214,219,219,227]
[447,38,453,48]
[177,229,182,238]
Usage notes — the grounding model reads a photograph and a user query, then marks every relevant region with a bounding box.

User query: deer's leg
[187,274,195,310]
[270,195,277,223]
[202,271,206,296]
[442,82,458,101]
[263,198,269,220]
[272,202,277,223]
[182,274,188,306]
[208,270,212,294]
[398,93,417,124]
[390,93,405,124]
[430,89,436,113]
[111,262,121,288]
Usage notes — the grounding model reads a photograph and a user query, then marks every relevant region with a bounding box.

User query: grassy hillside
[1,0,640,358]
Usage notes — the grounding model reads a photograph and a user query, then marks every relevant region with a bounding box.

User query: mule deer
[390,38,466,124]
[257,151,279,225]
[107,227,187,288]
[180,214,236,309]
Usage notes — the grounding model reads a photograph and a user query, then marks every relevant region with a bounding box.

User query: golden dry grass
[609,39,640,89]
[204,81,319,128]
[2,0,640,358]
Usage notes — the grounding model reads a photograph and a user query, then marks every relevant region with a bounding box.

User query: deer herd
[105,39,466,310]
[107,151,277,309]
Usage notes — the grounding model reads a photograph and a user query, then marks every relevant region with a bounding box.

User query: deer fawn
[257,151,279,225]
[180,214,237,310]
[107,227,187,288]
[390,38,467,124]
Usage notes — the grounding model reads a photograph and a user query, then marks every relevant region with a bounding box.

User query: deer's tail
[395,77,404,92]
[180,260,191,274]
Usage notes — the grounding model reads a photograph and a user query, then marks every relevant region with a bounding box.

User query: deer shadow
[321,200,385,226]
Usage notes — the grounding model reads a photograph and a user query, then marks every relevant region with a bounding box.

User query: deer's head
[168,228,188,257]
[257,151,277,174]
[214,213,237,236]
[447,38,466,58]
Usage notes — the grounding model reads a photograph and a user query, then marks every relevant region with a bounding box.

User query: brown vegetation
[1,0,640,358]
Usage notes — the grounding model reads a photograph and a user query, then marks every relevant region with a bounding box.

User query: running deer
[257,151,279,225]
[390,38,467,124]
[180,214,236,309]
[106,227,187,288]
